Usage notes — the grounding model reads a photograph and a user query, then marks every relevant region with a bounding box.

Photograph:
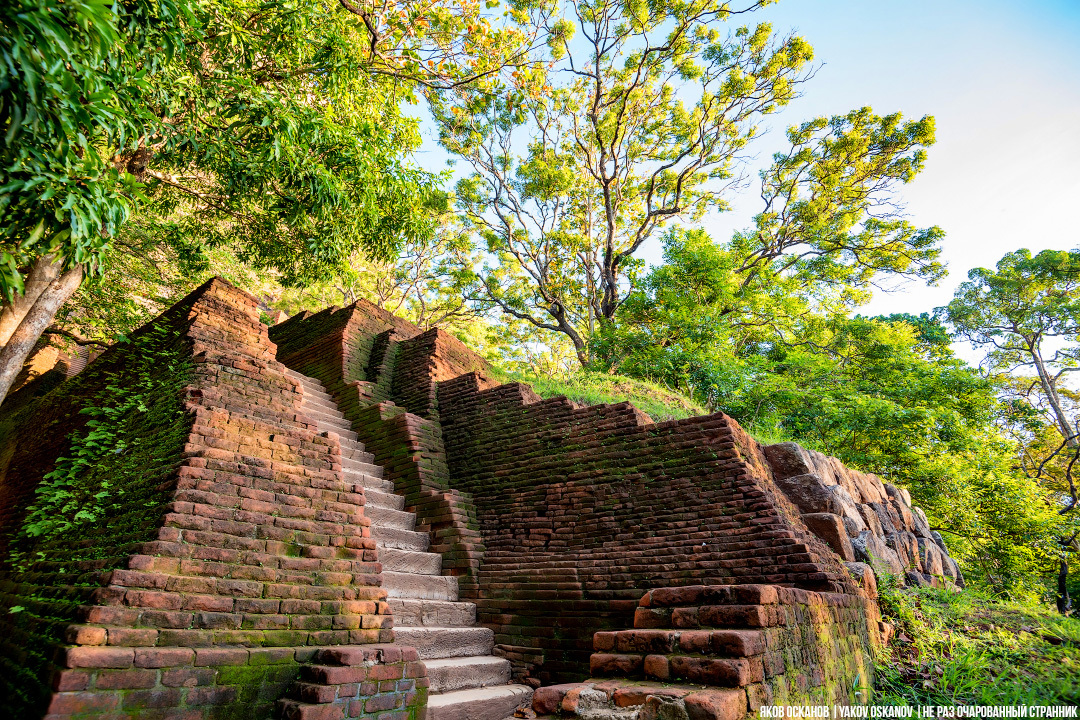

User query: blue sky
[696,0,1080,319]
[415,0,1080,323]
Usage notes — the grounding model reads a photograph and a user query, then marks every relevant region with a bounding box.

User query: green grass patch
[488,368,707,422]
[875,577,1080,704]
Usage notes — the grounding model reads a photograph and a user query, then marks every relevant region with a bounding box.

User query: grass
[487,368,707,422]
[875,577,1080,705]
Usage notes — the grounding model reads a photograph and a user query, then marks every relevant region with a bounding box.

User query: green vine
[9,324,193,571]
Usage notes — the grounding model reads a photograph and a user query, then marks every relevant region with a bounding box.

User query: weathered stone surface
[762,443,819,481]
[801,513,856,561]
[910,506,935,540]
[917,538,945,578]
[852,531,904,576]
[857,504,884,537]
[844,562,878,598]
[773,473,836,513]
[684,688,747,720]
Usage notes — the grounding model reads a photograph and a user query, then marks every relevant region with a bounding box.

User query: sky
[680,0,1080,318]
[414,0,1080,342]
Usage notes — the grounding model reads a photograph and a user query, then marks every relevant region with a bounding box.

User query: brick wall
[592,583,879,709]
[0,280,392,719]
[436,373,859,684]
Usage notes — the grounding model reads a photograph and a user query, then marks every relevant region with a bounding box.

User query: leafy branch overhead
[0,0,545,406]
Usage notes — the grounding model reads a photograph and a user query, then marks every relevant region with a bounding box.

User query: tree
[0,0,543,406]
[438,0,817,365]
[445,17,943,364]
[946,248,1080,612]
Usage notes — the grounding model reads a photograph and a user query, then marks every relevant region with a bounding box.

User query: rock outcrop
[763,442,963,590]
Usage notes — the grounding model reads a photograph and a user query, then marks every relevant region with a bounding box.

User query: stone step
[388,598,477,627]
[310,412,353,430]
[372,526,430,552]
[341,449,377,467]
[366,505,416,532]
[300,395,341,416]
[424,656,511,694]
[346,471,395,494]
[382,570,458,601]
[392,626,494,660]
[340,443,375,464]
[379,545,442,575]
[365,487,406,511]
[303,402,347,422]
[343,457,383,477]
[296,382,334,403]
[316,422,358,441]
[290,372,328,391]
[424,685,533,720]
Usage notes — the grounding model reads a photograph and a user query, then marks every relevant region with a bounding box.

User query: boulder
[884,483,911,507]
[773,473,836,513]
[888,497,916,532]
[885,531,921,571]
[763,443,820,480]
[910,506,935,540]
[852,531,904,576]
[863,472,890,504]
[857,505,884,537]
[868,502,902,534]
[931,530,949,554]
[845,561,878,597]
[829,485,868,534]
[801,513,856,561]
[905,571,935,588]
[947,556,966,589]
[917,538,944,577]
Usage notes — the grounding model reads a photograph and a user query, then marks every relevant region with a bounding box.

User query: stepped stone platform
[0,277,960,719]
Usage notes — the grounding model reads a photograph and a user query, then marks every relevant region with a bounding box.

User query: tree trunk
[1031,345,1078,448]
[0,255,64,347]
[0,265,84,407]
[1057,558,1072,616]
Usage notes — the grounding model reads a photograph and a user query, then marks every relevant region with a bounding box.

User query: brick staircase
[286,368,532,719]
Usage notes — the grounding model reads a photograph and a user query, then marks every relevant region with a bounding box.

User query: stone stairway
[286,368,532,720]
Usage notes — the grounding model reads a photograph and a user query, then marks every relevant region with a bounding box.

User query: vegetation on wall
[0,322,192,715]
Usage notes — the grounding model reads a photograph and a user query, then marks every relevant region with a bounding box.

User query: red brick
[94,669,159,689]
[685,688,748,720]
[134,647,195,668]
[64,646,134,669]
[643,654,670,680]
[47,691,120,714]
[589,653,644,676]
[532,684,578,714]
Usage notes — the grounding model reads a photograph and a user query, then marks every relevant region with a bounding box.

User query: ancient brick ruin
[0,279,962,719]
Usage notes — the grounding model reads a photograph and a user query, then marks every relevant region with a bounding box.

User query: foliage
[439,0,820,363]
[1,0,545,301]
[875,580,1080,704]
[0,0,179,298]
[268,218,481,331]
[598,233,1077,595]
[8,324,192,568]
[946,248,1080,506]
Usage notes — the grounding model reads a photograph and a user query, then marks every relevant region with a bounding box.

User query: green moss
[0,322,194,717]
[9,325,192,571]
[488,368,706,422]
